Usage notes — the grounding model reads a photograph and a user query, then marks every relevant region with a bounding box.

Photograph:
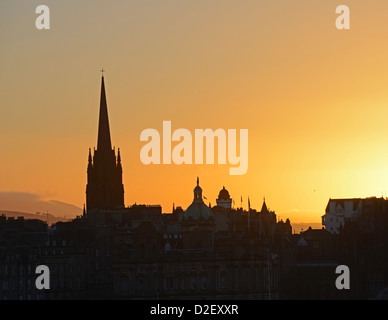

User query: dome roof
[194,184,202,193]
[218,186,230,200]
[184,201,213,221]
[184,177,213,221]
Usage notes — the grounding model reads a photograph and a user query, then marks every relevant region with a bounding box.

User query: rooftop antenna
[248,196,251,233]
[46,210,50,245]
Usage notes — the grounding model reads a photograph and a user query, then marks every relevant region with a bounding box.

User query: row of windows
[0,263,83,276]
[164,263,207,273]
[163,234,182,239]
[120,263,211,275]
[118,275,208,292]
[1,277,82,292]
[117,269,275,293]
[2,294,43,300]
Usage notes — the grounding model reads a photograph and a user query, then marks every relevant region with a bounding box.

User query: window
[122,280,128,292]
[139,278,145,290]
[191,276,196,290]
[201,276,207,290]
[164,277,173,290]
[139,244,145,257]
[220,272,227,290]
[168,278,173,290]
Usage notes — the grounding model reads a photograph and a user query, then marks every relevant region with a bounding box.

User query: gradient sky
[2,0,388,222]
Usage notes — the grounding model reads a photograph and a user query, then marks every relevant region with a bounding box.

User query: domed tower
[182,177,214,250]
[216,186,232,209]
[184,177,213,221]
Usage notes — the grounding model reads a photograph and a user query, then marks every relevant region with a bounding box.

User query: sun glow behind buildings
[2,1,388,222]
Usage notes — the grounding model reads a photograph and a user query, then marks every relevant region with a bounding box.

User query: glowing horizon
[2,1,388,223]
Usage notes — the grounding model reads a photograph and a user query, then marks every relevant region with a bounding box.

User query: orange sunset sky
[1,0,388,223]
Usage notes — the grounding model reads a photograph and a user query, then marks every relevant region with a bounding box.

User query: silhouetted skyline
[2,2,388,300]
[2,1,388,223]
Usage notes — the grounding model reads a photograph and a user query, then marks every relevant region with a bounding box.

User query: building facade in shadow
[1,77,388,300]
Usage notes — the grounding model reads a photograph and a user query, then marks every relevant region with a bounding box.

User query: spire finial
[117,147,121,164]
[197,176,199,186]
[100,68,105,77]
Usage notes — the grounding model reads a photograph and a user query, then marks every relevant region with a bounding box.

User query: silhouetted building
[11,75,388,301]
[322,197,388,234]
[86,76,124,212]
[111,179,284,300]
[281,227,342,300]
[216,187,232,209]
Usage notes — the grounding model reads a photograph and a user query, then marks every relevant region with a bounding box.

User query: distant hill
[0,210,72,225]
[0,192,82,220]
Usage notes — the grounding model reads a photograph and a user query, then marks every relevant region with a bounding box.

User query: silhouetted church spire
[97,75,112,151]
[86,75,125,213]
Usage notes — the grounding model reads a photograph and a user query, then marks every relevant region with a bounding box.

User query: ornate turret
[216,186,232,209]
[184,177,213,221]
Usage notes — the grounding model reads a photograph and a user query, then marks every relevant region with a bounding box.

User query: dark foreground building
[1,76,388,300]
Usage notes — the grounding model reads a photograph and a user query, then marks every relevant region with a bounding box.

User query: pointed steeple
[97,75,112,151]
[261,197,269,213]
[88,148,92,164]
[117,148,121,164]
[86,74,125,213]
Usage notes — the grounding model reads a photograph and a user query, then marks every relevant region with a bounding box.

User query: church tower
[86,75,125,212]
